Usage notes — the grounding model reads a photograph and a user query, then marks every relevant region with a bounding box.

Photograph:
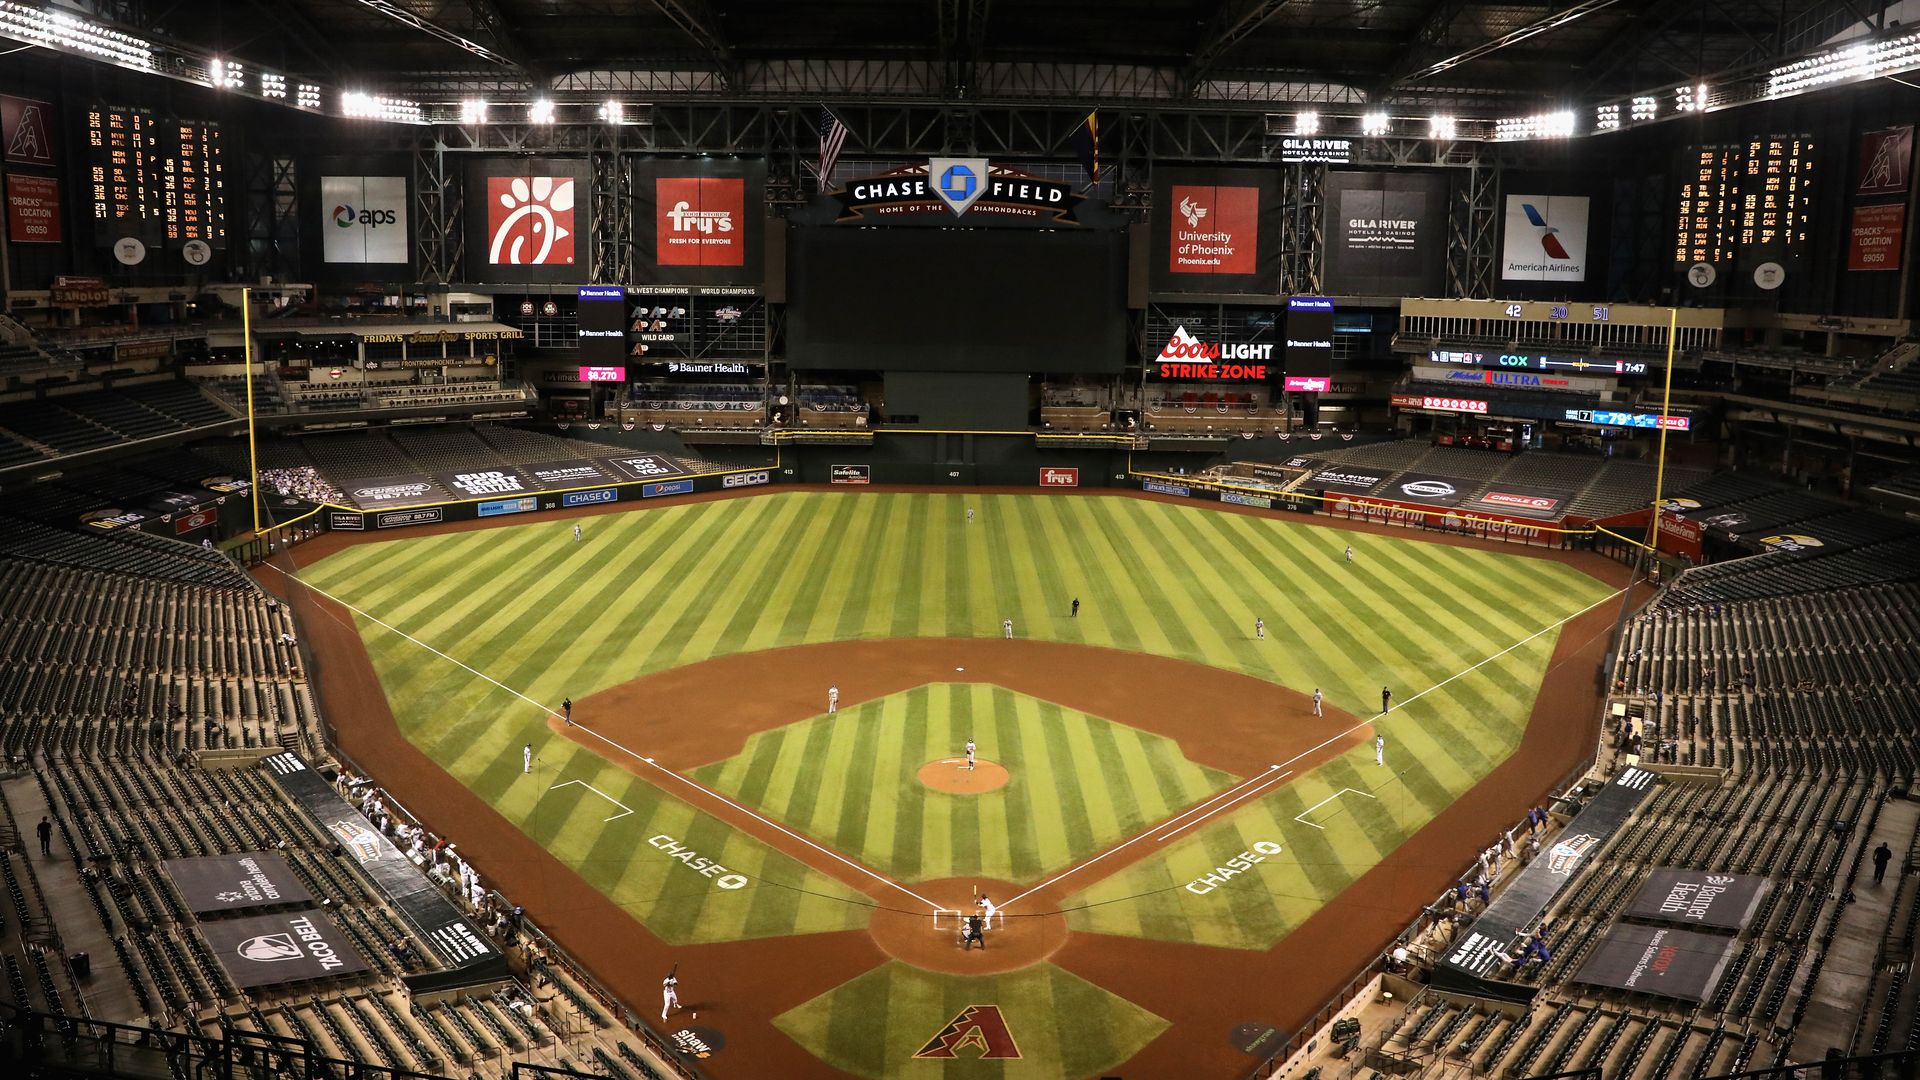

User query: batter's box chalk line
[1293,787,1377,830]
[550,779,636,822]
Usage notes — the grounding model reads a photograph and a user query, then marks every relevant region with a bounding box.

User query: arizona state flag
[1069,111,1104,186]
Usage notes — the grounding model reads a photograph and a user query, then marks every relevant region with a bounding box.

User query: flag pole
[244,287,260,538]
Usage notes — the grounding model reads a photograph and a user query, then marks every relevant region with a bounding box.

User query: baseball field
[285,488,1625,1079]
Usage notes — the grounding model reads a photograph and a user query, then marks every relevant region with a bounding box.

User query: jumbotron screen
[787,228,1126,373]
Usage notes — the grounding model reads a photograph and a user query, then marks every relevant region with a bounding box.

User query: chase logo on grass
[913,1005,1022,1059]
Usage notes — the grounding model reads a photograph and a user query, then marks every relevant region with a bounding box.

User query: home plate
[956,667,965,672]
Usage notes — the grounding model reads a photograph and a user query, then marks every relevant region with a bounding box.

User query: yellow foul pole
[244,287,260,537]
[1647,306,1679,556]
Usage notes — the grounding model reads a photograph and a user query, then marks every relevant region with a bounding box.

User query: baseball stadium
[1,5,1919,1080]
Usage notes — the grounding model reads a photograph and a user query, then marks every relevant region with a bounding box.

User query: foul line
[1155,771,1292,843]
[550,779,635,822]
[1001,585,1628,908]
[1293,787,1376,830]
[265,564,944,913]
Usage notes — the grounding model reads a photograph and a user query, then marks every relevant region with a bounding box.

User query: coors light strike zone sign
[1152,326,1273,380]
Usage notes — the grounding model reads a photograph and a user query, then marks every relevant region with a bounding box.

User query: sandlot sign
[199,910,371,989]
[164,852,312,913]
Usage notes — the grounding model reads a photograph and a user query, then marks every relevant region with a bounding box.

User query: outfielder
[573,523,582,542]
[1345,544,1353,562]
[661,973,680,1020]
[1255,617,1265,640]
[1375,734,1385,766]
[522,744,532,774]
[1002,618,1013,639]
[828,686,839,714]
[967,507,974,524]
[1312,688,1323,717]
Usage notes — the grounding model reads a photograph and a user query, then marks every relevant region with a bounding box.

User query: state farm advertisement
[1151,325,1274,380]
[633,159,765,285]
[1656,509,1704,561]
[464,158,590,284]
[1848,203,1905,271]
[1326,494,1553,547]
[5,174,60,243]
[1149,168,1281,294]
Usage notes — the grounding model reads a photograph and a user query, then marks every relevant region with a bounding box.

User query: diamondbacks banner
[164,852,313,914]
[1573,924,1734,1002]
[262,753,506,976]
[199,909,371,989]
[1624,870,1770,931]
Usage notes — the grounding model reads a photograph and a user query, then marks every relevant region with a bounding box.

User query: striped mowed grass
[301,491,1614,945]
[691,683,1237,884]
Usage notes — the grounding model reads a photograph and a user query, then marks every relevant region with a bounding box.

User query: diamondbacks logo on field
[913,1005,1021,1059]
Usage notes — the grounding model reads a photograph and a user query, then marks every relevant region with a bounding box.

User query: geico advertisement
[321,177,407,263]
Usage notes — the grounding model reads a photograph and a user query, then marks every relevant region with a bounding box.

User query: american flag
[816,107,849,187]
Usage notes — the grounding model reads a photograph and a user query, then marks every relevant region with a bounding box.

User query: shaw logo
[237,934,302,963]
[1177,194,1209,227]
[913,1006,1022,1060]
[666,201,733,234]
[1038,467,1079,488]
[669,1028,725,1059]
[1546,832,1600,876]
[1520,202,1571,261]
[486,175,575,266]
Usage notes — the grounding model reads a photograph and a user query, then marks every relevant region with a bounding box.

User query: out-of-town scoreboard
[83,104,224,249]
[1673,135,1813,271]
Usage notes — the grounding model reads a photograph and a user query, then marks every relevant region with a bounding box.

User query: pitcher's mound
[918,758,1009,794]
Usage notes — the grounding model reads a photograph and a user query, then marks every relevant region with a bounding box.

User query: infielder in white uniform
[1312,688,1323,717]
[661,974,679,1020]
[522,744,532,774]
[965,738,976,770]
[1375,735,1385,766]
[827,686,839,714]
[1002,618,1013,639]
[1345,545,1353,562]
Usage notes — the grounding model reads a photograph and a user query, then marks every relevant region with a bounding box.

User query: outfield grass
[691,683,1238,884]
[301,491,1615,950]
[773,961,1168,1080]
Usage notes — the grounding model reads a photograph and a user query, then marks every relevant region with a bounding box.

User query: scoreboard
[1673,135,1814,272]
[83,104,225,252]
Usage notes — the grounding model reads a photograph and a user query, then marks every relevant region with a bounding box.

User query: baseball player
[661,973,680,1020]
[962,913,985,950]
[1002,618,1013,639]
[562,697,572,726]
[1381,685,1393,713]
[573,523,583,542]
[967,507,974,524]
[1255,617,1265,640]
[1312,688,1323,717]
[1071,597,1080,618]
[827,686,839,714]
[1375,734,1385,766]
[522,744,532,774]
[965,738,976,771]
[977,894,999,930]
[1345,544,1353,562]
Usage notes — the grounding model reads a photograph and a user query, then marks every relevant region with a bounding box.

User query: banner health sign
[163,852,313,914]
[577,285,628,363]
[1573,924,1734,1002]
[199,910,372,990]
[1623,870,1770,931]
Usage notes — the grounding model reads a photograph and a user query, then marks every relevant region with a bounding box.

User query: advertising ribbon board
[1433,767,1660,1002]
[163,852,314,914]
[1572,924,1735,1002]
[1623,870,1771,931]
[261,753,506,976]
[198,910,372,989]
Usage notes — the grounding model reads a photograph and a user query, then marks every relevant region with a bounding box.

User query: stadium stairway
[1791,797,1919,1058]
